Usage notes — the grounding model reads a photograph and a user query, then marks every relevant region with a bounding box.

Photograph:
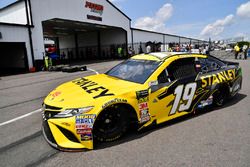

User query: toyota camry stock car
[42,52,242,151]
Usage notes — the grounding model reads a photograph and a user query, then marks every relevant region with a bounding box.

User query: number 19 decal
[169,82,197,115]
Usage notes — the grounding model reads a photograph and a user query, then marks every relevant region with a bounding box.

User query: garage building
[0,0,206,75]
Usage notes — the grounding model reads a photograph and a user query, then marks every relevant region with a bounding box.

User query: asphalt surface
[0,52,249,167]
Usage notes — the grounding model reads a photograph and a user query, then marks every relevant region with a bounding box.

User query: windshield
[106,59,160,84]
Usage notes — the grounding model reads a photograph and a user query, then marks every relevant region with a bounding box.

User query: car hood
[44,74,141,108]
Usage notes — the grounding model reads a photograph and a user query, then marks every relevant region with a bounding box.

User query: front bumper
[42,119,94,152]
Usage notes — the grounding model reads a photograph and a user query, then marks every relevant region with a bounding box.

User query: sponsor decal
[76,124,93,129]
[81,133,92,141]
[201,69,236,88]
[139,102,148,110]
[230,78,241,96]
[76,114,96,124]
[136,90,149,103]
[102,98,127,108]
[72,78,114,99]
[136,90,150,123]
[51,91,61,98]
[49,91,61,100]
[232,83,240,92]
[61,122,71,127]
[197,96,213,108]
[77,129,92,134]
[75,114,96,140]
[138,102,150,123]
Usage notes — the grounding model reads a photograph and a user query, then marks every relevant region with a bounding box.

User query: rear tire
[213,88,227,107]
[93,106,128,142]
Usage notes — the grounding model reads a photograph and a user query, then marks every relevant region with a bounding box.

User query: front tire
[93,106,128,142]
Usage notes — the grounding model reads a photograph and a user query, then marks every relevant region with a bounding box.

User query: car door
[149,57,201,124]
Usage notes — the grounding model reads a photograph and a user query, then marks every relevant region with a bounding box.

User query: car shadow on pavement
[94,93,247,150]
[222,93,247,108]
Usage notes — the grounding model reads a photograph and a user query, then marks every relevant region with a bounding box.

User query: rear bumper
[229,76,242,97]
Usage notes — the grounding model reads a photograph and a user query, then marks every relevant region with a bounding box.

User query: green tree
[237,41,249,48]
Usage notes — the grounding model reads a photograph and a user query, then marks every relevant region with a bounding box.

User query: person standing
[243,44,248,60]
[234,44,240,59]
[118,46,123,58]
[176,45,180,52]
[138,44,143,54]
[128,46,134,57]
[146,45,151,53]
[205,45,210,54]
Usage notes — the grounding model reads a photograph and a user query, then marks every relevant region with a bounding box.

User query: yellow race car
[42,52,242,151]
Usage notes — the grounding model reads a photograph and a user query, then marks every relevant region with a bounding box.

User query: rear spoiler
[223,60,239,66]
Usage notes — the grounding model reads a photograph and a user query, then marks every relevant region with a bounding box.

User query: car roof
[131,52,207,61]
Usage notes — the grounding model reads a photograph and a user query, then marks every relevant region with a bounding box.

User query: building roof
[0,0,131,21]
[131,28,207,43]
[106,0,131,21]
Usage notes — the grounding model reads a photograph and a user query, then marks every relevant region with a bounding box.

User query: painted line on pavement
[87,68,99,74]
[0,96,45,110]
[0,108,42,127]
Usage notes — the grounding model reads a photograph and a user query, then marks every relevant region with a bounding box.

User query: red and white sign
[85,1,104,15]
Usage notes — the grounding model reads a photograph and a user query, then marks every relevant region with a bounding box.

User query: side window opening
[206,58,220,71]
[199,58,209,73]
[199,56,225,73]
[167,58,197,80]
[158,69,171,84]
[157,57,198,84]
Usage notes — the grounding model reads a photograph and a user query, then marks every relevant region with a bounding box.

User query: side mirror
[148,80,158,87]
[148,79,172,93]
[148,80,158,93]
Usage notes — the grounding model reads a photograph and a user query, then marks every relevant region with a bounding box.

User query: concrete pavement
[0,53,249,167]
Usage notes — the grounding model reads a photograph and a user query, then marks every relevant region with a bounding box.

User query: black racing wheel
[213,88,227,107]
[93,106,128,142]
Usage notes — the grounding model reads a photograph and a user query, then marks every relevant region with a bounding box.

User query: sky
[1,0,250,41]
[110,0,250,41]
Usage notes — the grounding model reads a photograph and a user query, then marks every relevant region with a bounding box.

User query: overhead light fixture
[53,27,68,30]
[95,25,107,29]
[43,32,51,35]
[44,39,55,45]
[56,32,68,35]
[74,22,87,26]
[75,29,86,32]
[47,19,55,22]
[55,20,65,23]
